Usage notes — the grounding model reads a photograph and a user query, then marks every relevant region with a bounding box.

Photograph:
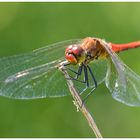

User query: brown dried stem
[59,61,103,138]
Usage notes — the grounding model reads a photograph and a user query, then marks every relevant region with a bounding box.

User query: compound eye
[65,52,77,64]
[65,44,84,64]
[72,46,80,55]
[65,45,73,54]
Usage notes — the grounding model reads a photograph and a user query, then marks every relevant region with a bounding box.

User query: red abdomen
[110,41,140,52]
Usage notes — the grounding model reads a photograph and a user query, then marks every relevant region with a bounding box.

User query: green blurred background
[0,2,140,138]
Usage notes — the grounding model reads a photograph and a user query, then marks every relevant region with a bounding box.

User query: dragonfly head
[65,44,85,65]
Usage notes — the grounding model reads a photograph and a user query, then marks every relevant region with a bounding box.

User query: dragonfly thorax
[81,37,108,61]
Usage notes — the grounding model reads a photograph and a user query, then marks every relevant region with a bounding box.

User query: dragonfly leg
[79,65,90,96]
[75,64,83,79]
[64,63,80,75]
[87,65,97,88]
[84,65,89,87]
[81,65,97,106]
[64,64,86,84]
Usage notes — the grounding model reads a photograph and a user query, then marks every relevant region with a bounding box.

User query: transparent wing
[0,39,81,99]
[0,38,108,100]
[101,40,140,106]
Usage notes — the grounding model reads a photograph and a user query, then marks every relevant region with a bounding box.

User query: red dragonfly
[0,37,140,107]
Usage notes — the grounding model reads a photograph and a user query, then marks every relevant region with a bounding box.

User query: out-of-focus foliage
[0,2,140,138]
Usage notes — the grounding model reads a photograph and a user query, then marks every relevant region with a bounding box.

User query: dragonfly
[0,37,140,107]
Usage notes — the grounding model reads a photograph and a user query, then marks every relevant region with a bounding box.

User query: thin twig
[58,61,103,138]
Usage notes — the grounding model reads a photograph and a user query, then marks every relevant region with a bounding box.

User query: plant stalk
[59,62,103,138]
